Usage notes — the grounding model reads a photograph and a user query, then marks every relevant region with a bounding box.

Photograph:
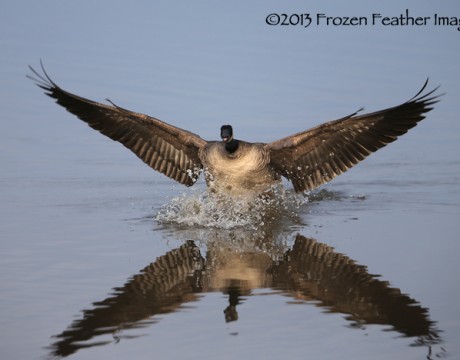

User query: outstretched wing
[28,63,207,186]
[266,80,441,192]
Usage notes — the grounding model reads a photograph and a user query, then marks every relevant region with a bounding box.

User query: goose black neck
[225,139,239,153]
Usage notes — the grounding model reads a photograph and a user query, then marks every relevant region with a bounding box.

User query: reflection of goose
[48,241,205,358]
[29,65,440,194]
[47,235,439,358]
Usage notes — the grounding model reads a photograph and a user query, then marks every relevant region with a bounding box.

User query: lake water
[1,1,459,360]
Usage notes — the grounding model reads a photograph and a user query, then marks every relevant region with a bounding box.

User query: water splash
[307,188,345,202]
[155,185,307,230]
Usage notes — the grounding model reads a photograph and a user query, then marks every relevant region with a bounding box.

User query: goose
[28,64,440,196]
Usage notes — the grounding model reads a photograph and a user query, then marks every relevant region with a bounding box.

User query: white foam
[155,185,308,230]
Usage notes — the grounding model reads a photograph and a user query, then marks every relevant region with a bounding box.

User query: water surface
[1,1,459,360]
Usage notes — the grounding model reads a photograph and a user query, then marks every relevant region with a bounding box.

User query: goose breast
[200,141,279,194]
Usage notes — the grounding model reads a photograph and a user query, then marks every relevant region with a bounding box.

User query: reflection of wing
[270,235,439,343]
[49,241,205,358]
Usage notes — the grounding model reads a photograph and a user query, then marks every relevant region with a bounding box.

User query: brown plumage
[28,63,441,194]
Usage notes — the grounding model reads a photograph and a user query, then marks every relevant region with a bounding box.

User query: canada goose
[28,64,440,195]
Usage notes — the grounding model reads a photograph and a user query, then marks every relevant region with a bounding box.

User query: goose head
[220,125,239,153]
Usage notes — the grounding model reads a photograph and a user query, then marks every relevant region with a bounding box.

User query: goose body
[28,64,440,196]
[200,140,279,195]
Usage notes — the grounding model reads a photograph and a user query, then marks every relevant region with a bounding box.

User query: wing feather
[28,63,207,186]
[266,80,442,192]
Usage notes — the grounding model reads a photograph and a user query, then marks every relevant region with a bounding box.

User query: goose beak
[221,130,232,143]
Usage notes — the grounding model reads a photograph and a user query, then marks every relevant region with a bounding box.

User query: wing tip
[27,60,59,95]
[409,78,444,106]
